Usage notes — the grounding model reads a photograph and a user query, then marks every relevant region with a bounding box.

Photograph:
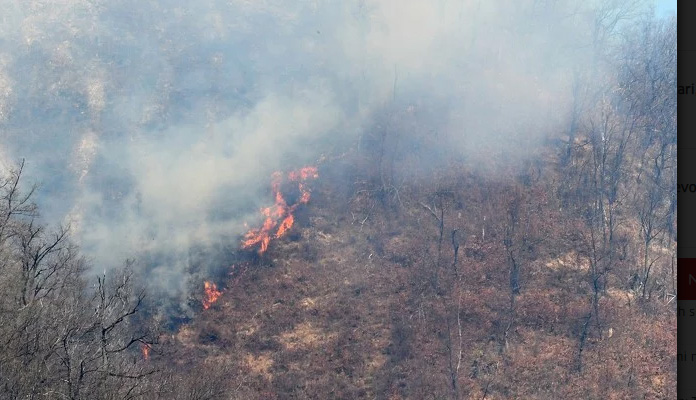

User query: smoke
[0,0,651,304]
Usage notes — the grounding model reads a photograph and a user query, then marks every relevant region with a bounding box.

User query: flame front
[242,166,318,254]
[202,281,223,310]
[141,343,151,360]
[200,167,317,312]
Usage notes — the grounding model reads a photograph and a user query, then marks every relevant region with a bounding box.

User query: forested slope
[0,1,675,399]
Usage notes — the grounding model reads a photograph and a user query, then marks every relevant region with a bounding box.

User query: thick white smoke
[0,0,651,302]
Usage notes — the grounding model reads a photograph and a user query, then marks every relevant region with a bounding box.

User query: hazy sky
[655,0,677,17]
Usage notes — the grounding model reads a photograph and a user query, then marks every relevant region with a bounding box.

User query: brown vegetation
[0,3,675,399]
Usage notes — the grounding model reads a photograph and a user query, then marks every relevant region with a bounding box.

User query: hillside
[0,1,676,399]
[155,151,676,399]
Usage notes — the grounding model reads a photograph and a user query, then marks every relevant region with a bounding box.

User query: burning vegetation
[242,166,318,254]
[202,281,223,310]
[198,167,317,310]
[0,1,676,399]
[140,343,152,361]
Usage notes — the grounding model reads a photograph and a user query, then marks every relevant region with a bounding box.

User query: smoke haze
[0,0,652,302]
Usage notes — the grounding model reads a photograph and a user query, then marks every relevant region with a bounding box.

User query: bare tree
[0,164,157,400]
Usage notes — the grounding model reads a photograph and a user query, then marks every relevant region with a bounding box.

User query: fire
[242,166,318,253]
[141,343,151,360]
[288,166,319,181]
[276,214,294,238]
[198,167,317,313]
[202,281,223,310]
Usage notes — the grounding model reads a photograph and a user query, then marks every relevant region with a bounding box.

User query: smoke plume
[0,0,648,305]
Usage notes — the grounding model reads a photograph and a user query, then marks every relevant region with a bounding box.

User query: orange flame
[202,281,223,309]
[288,166,319,181]
[141,343,151,360]
[275,214,294,238]
[242,166,318,253]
